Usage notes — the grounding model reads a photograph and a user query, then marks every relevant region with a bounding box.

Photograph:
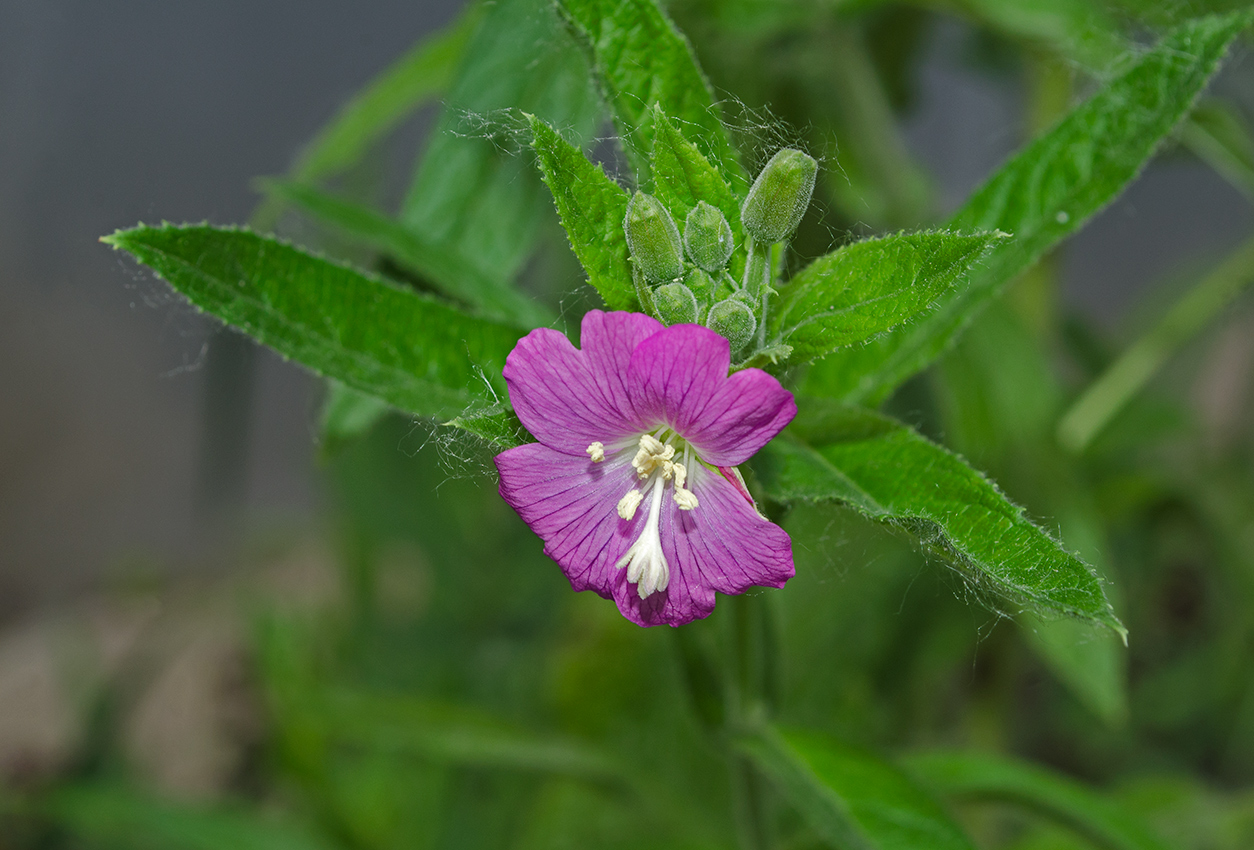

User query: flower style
[494,310,797,626]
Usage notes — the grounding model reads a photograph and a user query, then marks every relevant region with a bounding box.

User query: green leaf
[773,231,1005,362]
[47,784,334,850]
[319,380,392,457]
[1021,612,1128,726]
[400,0,602,285]
[737,726,976,850]
[316,689,627,786]
[103,224,522,421]
[806,11,1254,405]
[289,10,477,184]
[1059,225,1254,453]
[756,399,1123,632]
[1182,98,1254,201]
[905,750,1172,850]
[446,404,532,452]
[650,107,744,247]
[262,179,551,327]
[557,0,745,186]
[529,116,638,310]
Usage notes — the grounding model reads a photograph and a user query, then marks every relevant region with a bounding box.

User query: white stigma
[586,441,605,462]
[614,433,702,599]
[616,480,669,599]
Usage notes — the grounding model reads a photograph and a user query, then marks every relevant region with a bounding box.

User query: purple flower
[494,310,797,627]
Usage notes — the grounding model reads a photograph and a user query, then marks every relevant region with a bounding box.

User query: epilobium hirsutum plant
[84,0,1254,847]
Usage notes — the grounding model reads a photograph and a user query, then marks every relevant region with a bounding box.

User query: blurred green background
[3,0,1254,847]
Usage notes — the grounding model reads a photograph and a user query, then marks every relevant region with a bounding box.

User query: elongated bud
[654,282,699,326]
[683,201,734,271]
[741,148,817,244]
[624,192,683,282]
[706,298,756,353]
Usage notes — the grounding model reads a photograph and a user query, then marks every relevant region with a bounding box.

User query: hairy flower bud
[683,201,734,271]
[741,148,817,244]
[624,192,684,282]
[706,298,756,353]
[683,267,717,309]
[653,282,699,326]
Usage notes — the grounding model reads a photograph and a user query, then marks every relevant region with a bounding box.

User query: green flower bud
[683,201,734,271]
[706,298,756,354]
[624,191,683,282]
[741,148,817,244]
[683,267,717,309]
[653,282,699,326]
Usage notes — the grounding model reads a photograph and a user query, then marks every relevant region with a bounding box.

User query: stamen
[674,486,698,511]
[616,489,643,520]
[631,433,675,478]
[586,441,605,463]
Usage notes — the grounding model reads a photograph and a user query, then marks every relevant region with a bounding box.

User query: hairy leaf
[806,11,1253,405]
[738,726,975,850]
[650,107,743,242]
[774,231,1004,361]
[530,116,638,310]
[905,750,1171,850]
[263,179,550,327]
[755,399,1122,632]
[558,0,745,185]
[446,404,532,452]
[103,224,522,421]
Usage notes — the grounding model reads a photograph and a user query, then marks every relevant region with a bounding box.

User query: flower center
[585,431,700,600]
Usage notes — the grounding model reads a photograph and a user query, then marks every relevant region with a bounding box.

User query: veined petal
[612,463,794,627]
[503,312,661,455]
[628,325,796,465]
[495,443,642,597]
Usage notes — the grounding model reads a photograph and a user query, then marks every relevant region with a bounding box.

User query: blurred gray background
[1,1,1250,623]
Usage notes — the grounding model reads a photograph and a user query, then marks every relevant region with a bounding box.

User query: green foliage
[558,0,745,185]
[102,224,522,421]
[45,785,334,850]
[529,116,638,310]
[807,11,1254,405]
[739,726,976,850]
[651,108,745,257]
[261,179,551,327]
[774,231,1005,361]
[756,399,1122,632]
[400,0,602,287]
[907,750,1172,850]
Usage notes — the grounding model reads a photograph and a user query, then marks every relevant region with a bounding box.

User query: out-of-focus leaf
[773,231,1004,361]
[557,0,745,185]
[1182,99,1254,201]
[756,399,1123,632]
[806,11,1254,405]
[1058,233,1254,453]
[289,10,478,184]
[530,116,637,310]
[905,750,1172,850]
[649,106,744,250]
[400,0,602,286]
[315,689,628,786]
[1021,613,1128,725]
[46,785,334,850]
[263,178,550,327]
[319,380,392,457]
[103,224,522,421]
[950,0,1126,72]
[738,726,975,850]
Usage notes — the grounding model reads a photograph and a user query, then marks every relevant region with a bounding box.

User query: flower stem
[742,235,771,300]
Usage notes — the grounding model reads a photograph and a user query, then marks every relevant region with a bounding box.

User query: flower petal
[628,324,797,465]
[612,463,794,627]
[495,442,641,596]
[503,311,661,455]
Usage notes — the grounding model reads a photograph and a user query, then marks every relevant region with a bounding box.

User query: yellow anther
[586,441,606,463]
